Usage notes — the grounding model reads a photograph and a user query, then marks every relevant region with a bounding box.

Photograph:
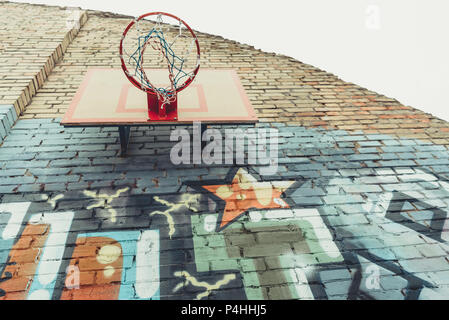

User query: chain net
[121,14,199,107]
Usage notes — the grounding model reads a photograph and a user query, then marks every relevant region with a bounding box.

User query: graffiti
[173,271,236,300]
[2,162,449,299]
[0,210,74,300]
[2,127,449,300]
[0,223,49,299]
[150,194,199,239]
[61,235,125,300]
[59,229,161,300]
[47,194,64,209]
[197,168,296,231]
[84,187,129,223]
[0,202,31,298]
[190,207,342,299]
[27,211,74,299]
[0,188,247,300]
[0,202,30,240]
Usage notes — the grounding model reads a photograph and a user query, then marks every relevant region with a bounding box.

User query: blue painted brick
[333,135,366,142]
[348,154,381,161]
[322,280,352,296]
[5,160,49,169]
[379,160,417,167]
[357,147,378,153]
[44,183,67,192]
[414,145,447,152]
[328,178,353,185]
[398,153,420,160]
[312,156,347,162]
[291,187,326,197]
[290,196,323,206]
[3,138,43,147]
[417,159,449,166]
[393,167,415,174]
[292,163,326,171]
[342,185,382,193]
[285,170,320,178]
[28,168,71,175]
[50,159,91,167]
[0,121,8,140]
[67,182,90,190]
[78,151,117,158]
[374,168,395,175]
[36,175,80,183]
[327,162,364,169]
[335,204,366,214]
[431,152,449,159]
[82,173,124,181]
[0,169,27,176]
[0,153,35,161]
[430,165,449,173]
[66,145,107,152]
[27,146,66,152]
[0,176,36,185]
[369,134,396,141]
[337,142,355,148]
[13,121,41,129]
[0,105,17,127]
[382,139,401,146]
[35,152,77,160]
[42,138,80,146]
[358,141,382,147]
[381,153,400,160]
[398,257,449,273]
[338,169,360,177]
[399,139,417,146]
[324,195,364,205]
[0,186,16,193]
[18,184,42,192]
[0,147,25,154]
[321,148,354,156]
[319,269,352,282]
[354,175,399,185]
[381,183,422,192]
[320,170,338,177]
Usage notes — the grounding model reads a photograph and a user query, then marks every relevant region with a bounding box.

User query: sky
[10,0,449,121]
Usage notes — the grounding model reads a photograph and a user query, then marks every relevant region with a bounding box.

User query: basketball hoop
[119,12,200,121]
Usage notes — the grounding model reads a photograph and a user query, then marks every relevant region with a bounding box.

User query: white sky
[10,0,449,121]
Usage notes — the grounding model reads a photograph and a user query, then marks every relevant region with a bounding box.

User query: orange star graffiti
[202,168,295,231]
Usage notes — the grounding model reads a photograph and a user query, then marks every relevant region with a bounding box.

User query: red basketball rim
[119,12,201,96]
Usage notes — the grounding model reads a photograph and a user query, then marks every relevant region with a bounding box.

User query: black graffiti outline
[0,257,15,298]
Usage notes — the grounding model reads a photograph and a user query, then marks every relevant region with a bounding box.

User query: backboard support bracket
[118,125,131,156]
[147,92,178,121]
[117,122,207,157]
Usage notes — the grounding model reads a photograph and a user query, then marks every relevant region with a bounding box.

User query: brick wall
[1,3,449,301]
[0,1,87,116]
